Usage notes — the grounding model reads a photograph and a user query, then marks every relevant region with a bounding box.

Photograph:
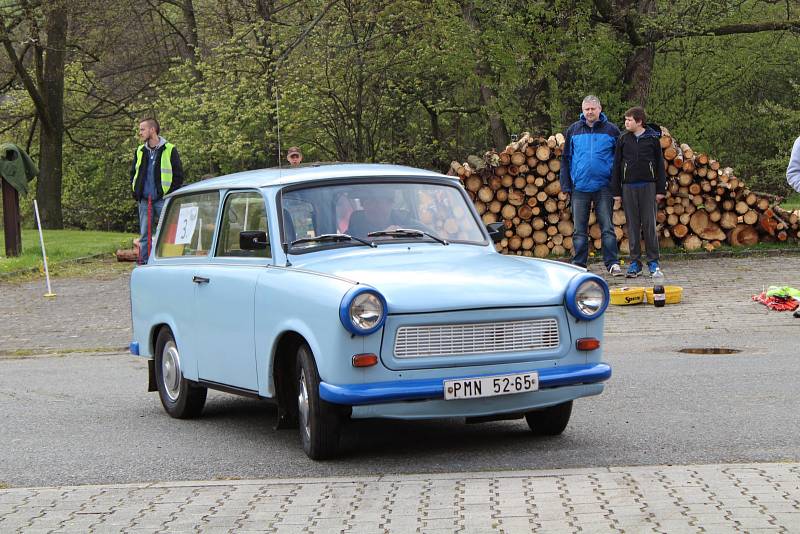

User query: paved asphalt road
[1,254,799,488]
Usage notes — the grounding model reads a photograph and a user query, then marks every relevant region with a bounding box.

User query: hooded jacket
[610,123,667,197]
[130,136,184,201]
[0,143,38,195]
[559,112,620,194]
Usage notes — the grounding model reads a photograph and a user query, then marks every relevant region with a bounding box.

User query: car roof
[175,163,456,194]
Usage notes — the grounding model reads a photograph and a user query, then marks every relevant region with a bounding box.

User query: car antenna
[275,69,283,172]
[274,67,291,266]
[279,189,292,267]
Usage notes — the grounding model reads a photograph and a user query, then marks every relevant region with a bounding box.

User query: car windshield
[280,181,485,251]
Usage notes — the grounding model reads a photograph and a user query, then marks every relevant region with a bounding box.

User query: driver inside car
[346,190,408,237]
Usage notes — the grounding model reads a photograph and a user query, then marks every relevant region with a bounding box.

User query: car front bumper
[349,383,604,420]
[319,362,611,408]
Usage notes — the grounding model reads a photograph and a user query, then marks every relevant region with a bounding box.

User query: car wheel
[154,328,207,419]
[525,400,572,436]
[296,343,341,460]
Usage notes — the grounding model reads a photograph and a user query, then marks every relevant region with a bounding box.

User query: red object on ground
[752,292,799,311]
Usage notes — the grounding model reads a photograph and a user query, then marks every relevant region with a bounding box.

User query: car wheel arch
[149,322,197,379]
[146,323,173,391]
[150,323,172,355]
[271,331,307,429]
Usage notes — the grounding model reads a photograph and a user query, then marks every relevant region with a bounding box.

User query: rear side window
[216,191,270,258]
[156,191,220,258]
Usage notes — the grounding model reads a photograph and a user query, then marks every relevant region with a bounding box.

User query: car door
[150,190,221,381]
[192,190,271,392]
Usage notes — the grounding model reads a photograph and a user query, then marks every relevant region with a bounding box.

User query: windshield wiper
[290,233,376,248]
[367,228,449,245]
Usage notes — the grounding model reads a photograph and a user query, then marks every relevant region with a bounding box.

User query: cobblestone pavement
[0,463,798,533]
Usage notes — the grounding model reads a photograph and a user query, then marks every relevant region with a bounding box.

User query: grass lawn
[780,192,800,211]
[0,229,136,275]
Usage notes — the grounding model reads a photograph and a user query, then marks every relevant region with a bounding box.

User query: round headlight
[565,275,609,320]
[351,292,383,330]
[339,287,387,335]
[576,279,606,315]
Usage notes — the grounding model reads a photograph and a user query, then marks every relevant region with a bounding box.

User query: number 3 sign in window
[174,205,199,245]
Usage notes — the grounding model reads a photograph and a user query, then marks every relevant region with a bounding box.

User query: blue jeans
[138,197,165,264]
[570,188,618,268]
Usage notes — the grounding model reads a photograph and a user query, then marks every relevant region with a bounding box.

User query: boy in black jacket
[611,106,666,277]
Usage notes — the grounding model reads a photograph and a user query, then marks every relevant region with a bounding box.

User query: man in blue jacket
[560,96,622,275]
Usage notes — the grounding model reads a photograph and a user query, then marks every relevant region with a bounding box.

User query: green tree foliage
[648,1,800,195]
[1,0,797,230]
[281,0,480,166]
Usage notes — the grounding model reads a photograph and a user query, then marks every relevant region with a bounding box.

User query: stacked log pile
[450,130,799,257]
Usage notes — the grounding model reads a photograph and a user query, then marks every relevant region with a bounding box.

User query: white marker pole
[33,199,56,298]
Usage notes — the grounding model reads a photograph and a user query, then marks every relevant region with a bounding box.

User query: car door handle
[192,276,210,284]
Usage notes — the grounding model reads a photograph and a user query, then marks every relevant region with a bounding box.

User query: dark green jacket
[0,143,38,194]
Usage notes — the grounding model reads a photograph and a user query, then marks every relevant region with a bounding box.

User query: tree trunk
[2,178,22,256]
[477,72,509,149]
[623,43,655,105]
[180,0,203,82]
[522,77,552,135]
[622,0,657,105]
[37,4,68,229]
[461,1,509,149]
[252,0,280,166]
[38,125,64,228]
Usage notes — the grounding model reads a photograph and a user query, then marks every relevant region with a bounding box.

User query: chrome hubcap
[162,341,182,402]
[298,368,311,441]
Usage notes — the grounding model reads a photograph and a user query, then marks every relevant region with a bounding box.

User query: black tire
[154,328,207,419]
[525,401,573,436]
[296,343,342,460]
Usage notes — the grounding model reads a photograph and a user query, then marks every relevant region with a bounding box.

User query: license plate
[443,372,539,400]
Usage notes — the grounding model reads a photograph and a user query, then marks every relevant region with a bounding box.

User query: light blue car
[129,163,611,459]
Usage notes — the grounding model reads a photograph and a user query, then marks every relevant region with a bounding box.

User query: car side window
[156,191,220,258]
[216,191,270,258]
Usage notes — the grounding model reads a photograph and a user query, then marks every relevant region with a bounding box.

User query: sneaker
[626,260,642,278]
[608,263,623,277]
[648,260,661,276]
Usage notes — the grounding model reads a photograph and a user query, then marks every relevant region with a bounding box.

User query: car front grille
[393,318,559,358]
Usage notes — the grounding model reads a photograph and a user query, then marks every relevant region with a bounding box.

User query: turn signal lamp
[352,353,378,367]
[576,338,600,351]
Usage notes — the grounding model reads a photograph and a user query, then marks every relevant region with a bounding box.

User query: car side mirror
[240,231,268,250]
[486,222,504,243]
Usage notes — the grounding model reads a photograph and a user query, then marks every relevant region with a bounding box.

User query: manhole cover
[678,348,742,355]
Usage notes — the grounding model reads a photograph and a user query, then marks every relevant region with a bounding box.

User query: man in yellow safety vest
[130,118,184,264]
